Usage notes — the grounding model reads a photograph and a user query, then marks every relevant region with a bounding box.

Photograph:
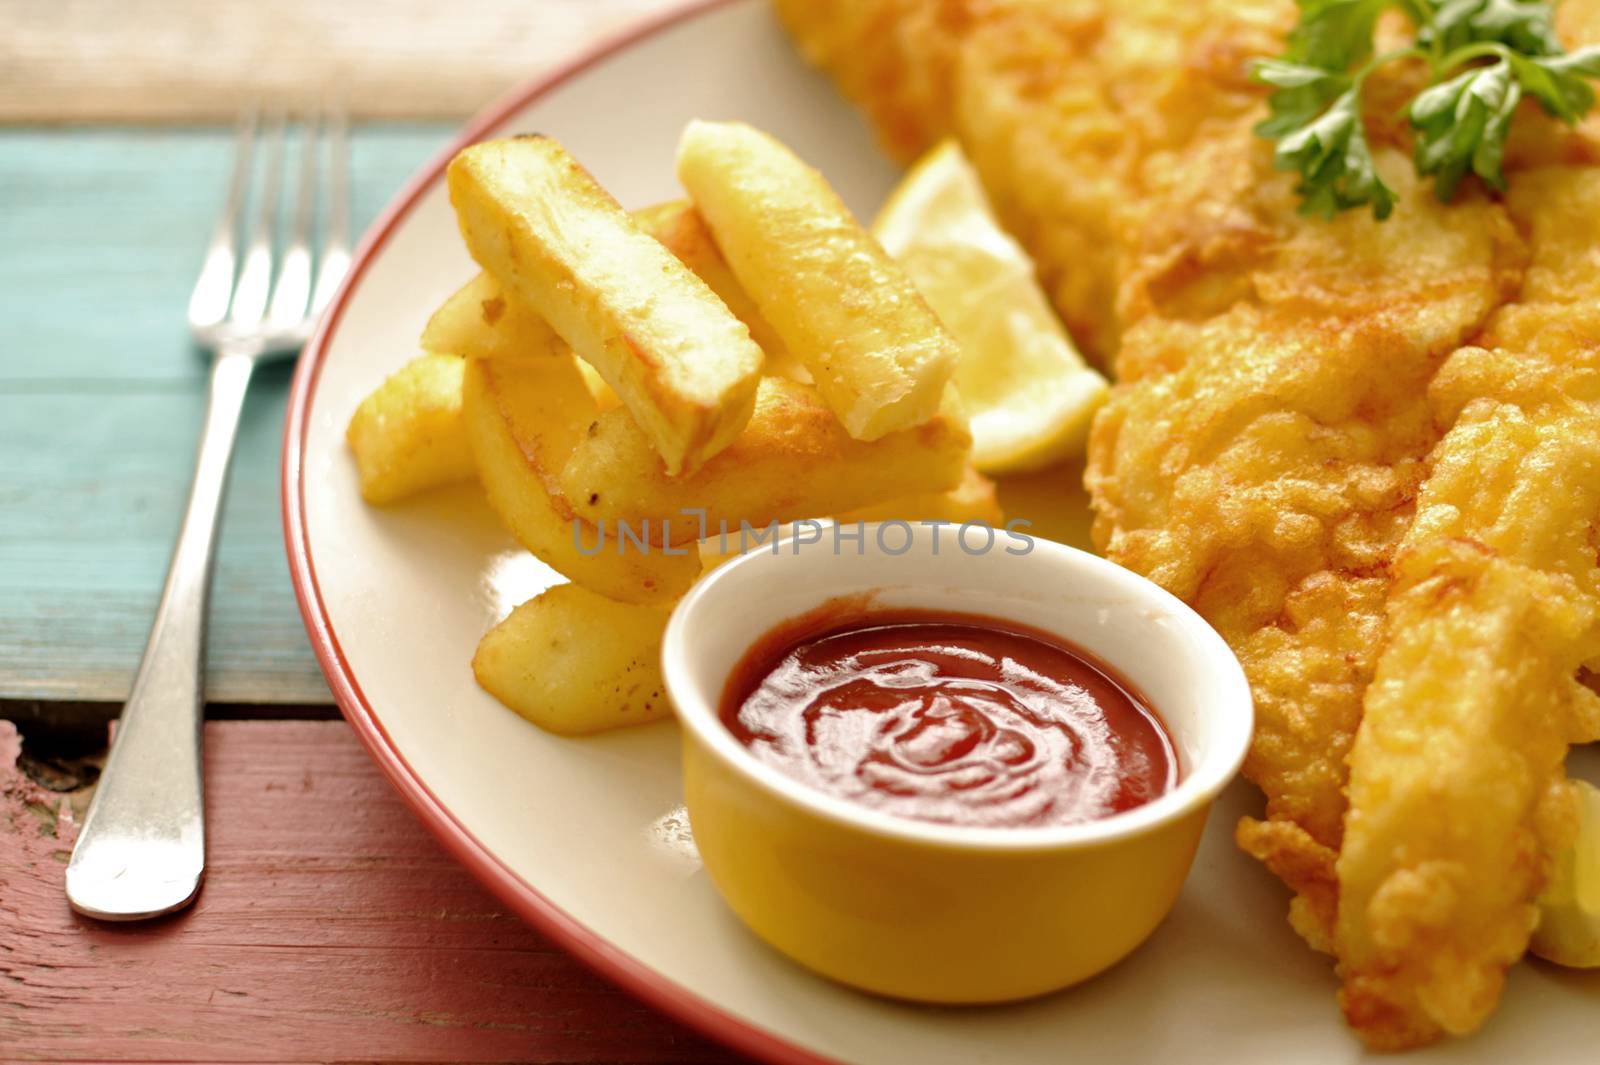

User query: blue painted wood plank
[0,125,456,703]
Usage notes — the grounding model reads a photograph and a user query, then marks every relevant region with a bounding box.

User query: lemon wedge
[873,139,1108,474]
[1532,778,1600,968]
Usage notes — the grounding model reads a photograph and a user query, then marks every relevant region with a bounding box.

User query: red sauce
[720,606,1177,829]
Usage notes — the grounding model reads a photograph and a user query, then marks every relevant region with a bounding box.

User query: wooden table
[0,3,744,1060]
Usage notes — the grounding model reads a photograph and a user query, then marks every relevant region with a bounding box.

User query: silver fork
[65,109,351,921]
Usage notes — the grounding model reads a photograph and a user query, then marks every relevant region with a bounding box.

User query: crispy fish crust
[779,0,1600,1046]
[1335,175,1600,1046]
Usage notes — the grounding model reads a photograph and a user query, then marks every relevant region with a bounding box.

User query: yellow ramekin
[661,524,1252,1004]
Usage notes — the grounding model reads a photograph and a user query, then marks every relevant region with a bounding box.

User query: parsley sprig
[1254,0,1600,218]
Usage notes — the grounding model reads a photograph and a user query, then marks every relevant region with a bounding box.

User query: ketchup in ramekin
[720,607,1178,829]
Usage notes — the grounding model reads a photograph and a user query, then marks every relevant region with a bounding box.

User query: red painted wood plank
[0,719,743,1064]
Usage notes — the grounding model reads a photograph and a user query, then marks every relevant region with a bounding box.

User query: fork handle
[65,346,256,921]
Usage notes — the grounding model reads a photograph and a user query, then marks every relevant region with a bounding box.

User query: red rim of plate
[280,2,843,1062]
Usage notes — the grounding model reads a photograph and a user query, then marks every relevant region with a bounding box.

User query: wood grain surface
[0,719,742,1063]
[0,125,454,705]
[1,0,684,122]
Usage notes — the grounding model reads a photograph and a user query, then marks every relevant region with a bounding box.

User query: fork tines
[187,107,351,351]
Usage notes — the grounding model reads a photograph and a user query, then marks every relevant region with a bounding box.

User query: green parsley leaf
[1510,46,1600,121]
[1253,0,1600,218]
[1279,0,1393,69]
[1254,59,1351,137]
[1420,0,1563,58]
[1410,59,1520,198]
[1273,86,1398,218]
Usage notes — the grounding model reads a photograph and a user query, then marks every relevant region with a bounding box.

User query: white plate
[284,1,1600,1061]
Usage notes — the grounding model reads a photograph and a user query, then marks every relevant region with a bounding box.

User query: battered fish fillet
[778,0,1600,1046]
[1335,174,1600,1046]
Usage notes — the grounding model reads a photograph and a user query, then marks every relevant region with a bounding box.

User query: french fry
[462,355,700,604]
[422,203,737,357]
[425,199,801,400]
[559,377,971,544]
[676,120,958,440]
[448,137,763,475]
[473,583,672,736]
[345,353,474,504]
[420,271,562,362]
[837,465,1004,527]
[422,270,623,411]
[632,200,810,383]
[385,201,777,506]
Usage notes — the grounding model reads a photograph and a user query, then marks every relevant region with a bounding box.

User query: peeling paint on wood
[0,720,741,1063]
